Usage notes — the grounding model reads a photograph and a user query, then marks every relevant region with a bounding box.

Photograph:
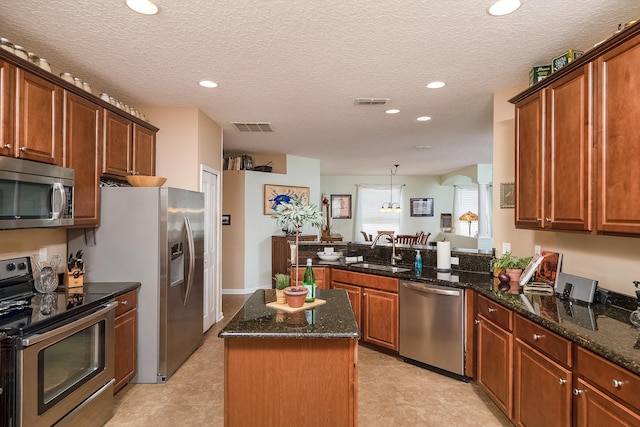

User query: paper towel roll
[437,241,451,271]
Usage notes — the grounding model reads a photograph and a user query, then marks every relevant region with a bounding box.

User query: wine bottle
[302,258,316,302]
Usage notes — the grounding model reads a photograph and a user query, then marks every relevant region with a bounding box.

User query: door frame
[200,165,222,331]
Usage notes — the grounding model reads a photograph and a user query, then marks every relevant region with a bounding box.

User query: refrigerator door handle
[183,216,196,306]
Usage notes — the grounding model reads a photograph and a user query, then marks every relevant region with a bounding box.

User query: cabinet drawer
[331,269,398,293]
[477,295,512,332]
[515,315,571,367]
[576,346,640,411]
[115,290,137,317]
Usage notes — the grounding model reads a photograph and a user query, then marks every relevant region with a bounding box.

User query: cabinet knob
[536,217,543,222]
[612,379,623,388]
[545,217,551,222]
[362,293,367,296]
[573,388,583,396]
[474,319,480,325]
[488,307,497,313]
[19,147,27,152]
[3,144,10,149]
[533,333,542,340]
[559,378,567,385]
[120,300,128,305]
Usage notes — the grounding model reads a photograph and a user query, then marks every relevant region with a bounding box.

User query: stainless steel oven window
[39,321,105,412]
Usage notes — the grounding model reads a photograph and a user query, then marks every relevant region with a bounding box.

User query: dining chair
[360,231,372,242]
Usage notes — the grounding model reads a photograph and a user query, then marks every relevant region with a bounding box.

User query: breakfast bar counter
[218,289,359,427]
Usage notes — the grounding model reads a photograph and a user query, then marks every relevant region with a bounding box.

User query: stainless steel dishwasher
[399,280,467,380]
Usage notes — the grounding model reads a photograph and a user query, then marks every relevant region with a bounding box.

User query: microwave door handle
[51,182,66,220]
[183,216,195,306]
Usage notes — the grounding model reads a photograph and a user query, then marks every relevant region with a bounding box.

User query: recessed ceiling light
[126,0,159,15]
[415,145,433,149]
[385,109,400,114]
[199,80,218,88]
[416,116,432,121]
[426,81,445,89]
[487,0,522,16]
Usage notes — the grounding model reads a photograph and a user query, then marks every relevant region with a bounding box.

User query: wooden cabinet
[15,68,62,164]
[595,34,640,234]
[515,64,592,232]
[476,294,513,418]
[331,269,398,351]
[132,124,155,176]
[102,111,156,178]
[63,91,102,227]
[0,60,15,156]
[114,290,137,394]
[574,346,640,426]
[513,315,572,427]
[270,235,317,279]
[291,266,330,289]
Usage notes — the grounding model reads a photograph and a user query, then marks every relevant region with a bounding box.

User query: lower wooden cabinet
[574,377,640,426]
[114,290,137,393]
[331,269,398,351]
[291,266,329,289]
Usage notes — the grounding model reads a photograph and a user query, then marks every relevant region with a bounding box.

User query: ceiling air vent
[232,122,273,132]
[354,98,390,105]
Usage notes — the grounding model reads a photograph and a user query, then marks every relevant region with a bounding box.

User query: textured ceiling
[1,1,639,175]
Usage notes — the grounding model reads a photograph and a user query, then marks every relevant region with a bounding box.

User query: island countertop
[218,289,360,339]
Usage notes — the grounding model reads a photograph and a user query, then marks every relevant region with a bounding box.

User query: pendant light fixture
[380,165,401,212]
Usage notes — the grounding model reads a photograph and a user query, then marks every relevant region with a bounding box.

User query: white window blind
[456,186,478,237]
[356,184,402,239]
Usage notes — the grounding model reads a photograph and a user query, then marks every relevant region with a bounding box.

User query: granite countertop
[218,289,360,339]
[82,281,141,297]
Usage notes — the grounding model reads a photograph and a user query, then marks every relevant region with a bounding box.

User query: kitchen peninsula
[218,289,359,427]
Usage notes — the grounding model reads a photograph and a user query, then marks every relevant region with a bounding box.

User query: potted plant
[271,194,325,285]
[491,251,533,281]
[274,273,290,304]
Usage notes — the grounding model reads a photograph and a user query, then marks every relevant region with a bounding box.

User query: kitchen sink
[351,263,412,273]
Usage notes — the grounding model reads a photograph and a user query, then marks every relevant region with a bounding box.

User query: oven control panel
[0,256,32,283]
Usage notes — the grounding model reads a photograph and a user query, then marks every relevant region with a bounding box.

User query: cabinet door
[546,64,593,232]
[477,316,513,418]
[132,123,155,176]
[514,339,572,427]
[103,110,132,177]
[0,60,14,156]
[596,36,640,234]
[332,282,361,330]
[114,308,137,393]
[16,69,62,164]
[64,91,102,227]
[362,288,398,351]
[515,91,544,229]
[574,378,640,427]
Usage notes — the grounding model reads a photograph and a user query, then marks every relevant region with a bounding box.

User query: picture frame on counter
[410,198,434,217]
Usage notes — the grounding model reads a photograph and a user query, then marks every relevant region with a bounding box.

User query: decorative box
[529,65,552,86]
[551,50,584,72]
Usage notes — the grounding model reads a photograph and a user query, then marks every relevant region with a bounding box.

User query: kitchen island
[218,289,360,427]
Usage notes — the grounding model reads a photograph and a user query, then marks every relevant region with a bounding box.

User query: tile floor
[106,294,512,426]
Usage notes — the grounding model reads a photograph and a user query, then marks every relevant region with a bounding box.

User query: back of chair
[360,231,372,242]
[417,231,431,245]
[395,234,417,245]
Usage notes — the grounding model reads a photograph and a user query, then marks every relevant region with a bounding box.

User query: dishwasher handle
[401,281,461,297]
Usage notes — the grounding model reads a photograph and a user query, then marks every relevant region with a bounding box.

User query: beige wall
[197,109,223,172]
[0,229,67,264]
[493,87,640,297]
[221,171,245,290]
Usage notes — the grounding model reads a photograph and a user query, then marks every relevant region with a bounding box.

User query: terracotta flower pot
[506,268,523,282]
[283,286,308,308]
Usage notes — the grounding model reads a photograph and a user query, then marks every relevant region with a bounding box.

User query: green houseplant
[491,251,533,281]
[271,194,325,285]
[274,273,290,303]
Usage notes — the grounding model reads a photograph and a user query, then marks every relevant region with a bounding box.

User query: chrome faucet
[370,232,402,266]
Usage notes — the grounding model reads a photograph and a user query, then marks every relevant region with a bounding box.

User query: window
[355,184,403,239]
[455,186,478,237]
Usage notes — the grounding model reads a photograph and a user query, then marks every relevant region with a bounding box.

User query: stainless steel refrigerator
[68,186,204,383]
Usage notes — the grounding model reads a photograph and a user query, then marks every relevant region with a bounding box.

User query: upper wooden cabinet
[16,69,63,165]
[512,23,640,236]
[63,91,102,227]
[102,110,156,178]
[0,60,15,157]
[514,64,593,232]
[595,35,640,235]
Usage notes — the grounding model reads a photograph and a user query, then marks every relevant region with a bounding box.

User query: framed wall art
[410,198,434,217]
[331,194,352,219]
[263,184,310,215]
[500,183,515,209]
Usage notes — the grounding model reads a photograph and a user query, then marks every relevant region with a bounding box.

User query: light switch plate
[502,242,511,254]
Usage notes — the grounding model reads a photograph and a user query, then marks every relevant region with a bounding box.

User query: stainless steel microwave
[0,157,74,229]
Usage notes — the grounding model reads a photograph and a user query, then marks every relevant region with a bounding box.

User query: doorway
[201,165,222,331]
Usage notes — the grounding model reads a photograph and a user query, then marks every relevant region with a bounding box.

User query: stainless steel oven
[18,301,116,427]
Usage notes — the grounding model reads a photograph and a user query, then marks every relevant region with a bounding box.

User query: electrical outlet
[451,257,459,265]
[534,245,541,255]
[39,247,47,262]
[502,242,511,254]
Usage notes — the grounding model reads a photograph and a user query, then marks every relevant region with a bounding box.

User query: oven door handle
[21,301,117,347]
